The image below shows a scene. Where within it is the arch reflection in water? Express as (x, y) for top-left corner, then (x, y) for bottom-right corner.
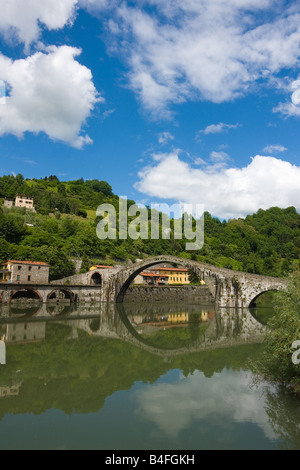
(116, 303), (267, 354)
(46, 304), (77, 317)
(0, 302), (268, 356)
(9, 304), (41, 318)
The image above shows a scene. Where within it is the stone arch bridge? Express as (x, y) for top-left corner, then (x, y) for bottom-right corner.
(0, 255), (288, 308)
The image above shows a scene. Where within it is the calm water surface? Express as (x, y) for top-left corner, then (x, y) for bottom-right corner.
(0, 301), (299, 450)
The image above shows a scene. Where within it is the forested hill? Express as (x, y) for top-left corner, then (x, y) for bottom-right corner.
(0, 174), (300, 280)
(0, 173), (116, 217)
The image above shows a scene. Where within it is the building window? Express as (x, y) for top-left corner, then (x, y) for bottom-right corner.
(29, 266), (32, 271)
(28, 276), (31, 282)
(18, 266), (21, 271)
(17, 275), (20, 281)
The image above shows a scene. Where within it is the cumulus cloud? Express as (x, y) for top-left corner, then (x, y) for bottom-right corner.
(98, 0), (300, 116)
(0, 46), (102, 148)
(78, 0), (115, 12)
(0, 0), (78, 47)
(136, 152), (300, 219)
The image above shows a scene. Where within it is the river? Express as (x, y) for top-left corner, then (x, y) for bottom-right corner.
(0, 300), (299, 450)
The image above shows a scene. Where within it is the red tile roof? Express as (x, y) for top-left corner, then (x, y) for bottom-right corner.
(4, 260), (50, 266)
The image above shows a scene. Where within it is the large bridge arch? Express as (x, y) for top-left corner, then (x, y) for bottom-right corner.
(113, 256), (214, 303)
(108, 255), (288, 307)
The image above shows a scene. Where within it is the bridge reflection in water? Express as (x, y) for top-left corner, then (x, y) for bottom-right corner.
(0, 301), (266, 355)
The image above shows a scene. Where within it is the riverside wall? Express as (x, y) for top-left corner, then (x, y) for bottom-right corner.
(123, 285), (215, 303)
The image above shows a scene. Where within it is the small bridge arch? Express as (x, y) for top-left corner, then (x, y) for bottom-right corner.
(47, 288), (76, 303)
(10, 288), (43, 304)
(90, 272), (102, 286)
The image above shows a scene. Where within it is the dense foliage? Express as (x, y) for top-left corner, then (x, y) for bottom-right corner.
(0, 174), (300, 279)
(252, 271), (300, 394)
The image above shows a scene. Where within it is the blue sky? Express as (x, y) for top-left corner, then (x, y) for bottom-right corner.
(0, 0), (300, 219)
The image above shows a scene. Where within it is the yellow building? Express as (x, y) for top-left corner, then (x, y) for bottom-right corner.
(15, 195), (36, 212)
(150, 267), (190, 285)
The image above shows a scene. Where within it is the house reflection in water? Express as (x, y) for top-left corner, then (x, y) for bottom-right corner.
(0, 384), (22, 399)
(3, 322), (46, 344)
(131, 310), (215, 327)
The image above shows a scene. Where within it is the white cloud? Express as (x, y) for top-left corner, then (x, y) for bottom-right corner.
(100, 1), (300, 116)
(0, 46), (102, 148)
(158, 131), (174, 145)
(78, 0), (114, 12)
(262, 144), (288, 154)
(136, 152), (300, 219)
(209, 151), (231, 169)
(101, 108), (116, 121)
(275, 77), (300, 118)
(0, 0), (78, 47)
(198, 122), (240, 135)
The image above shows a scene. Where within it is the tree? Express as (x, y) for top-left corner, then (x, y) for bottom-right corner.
(252, 271), (300, 394)
(80, 254), (91, 273)
(188, 269), (200, 284)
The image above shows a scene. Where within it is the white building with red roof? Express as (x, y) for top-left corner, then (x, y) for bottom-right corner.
(0, 260), (50, 284)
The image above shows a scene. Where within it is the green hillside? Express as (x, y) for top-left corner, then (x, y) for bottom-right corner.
(0, 174), (299, 280)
